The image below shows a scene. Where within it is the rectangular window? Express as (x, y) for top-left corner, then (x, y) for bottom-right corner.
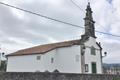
(75, 55), (80, 62)
(51, 58), (54, 63)
(91, 46), (96, 55)
(85, 64), (89, 72)
(36, 56), (41, 60)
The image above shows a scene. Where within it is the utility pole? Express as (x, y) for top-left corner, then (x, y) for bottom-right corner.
(0, 45), (6, 72)
(0, 45), (5, 67)
(102, 52), (107, 73)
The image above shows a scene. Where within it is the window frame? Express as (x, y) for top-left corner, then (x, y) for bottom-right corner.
(91, 46), (96, 55)
(75, 55), (80, 62)
(85, 64), (89, 72)
(51, 58), (54, 63)
(36, 55), (41, 60)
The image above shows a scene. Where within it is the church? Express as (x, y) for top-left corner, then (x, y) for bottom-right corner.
(6, 3), (103, 74)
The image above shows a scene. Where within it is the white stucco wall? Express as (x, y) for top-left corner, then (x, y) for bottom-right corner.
(55, 45), (81, 73)
(7, 45), (82, 73)
(84, 37), (102, 74)
(42, 50), (56, 72)
(7, 54), (44, 72)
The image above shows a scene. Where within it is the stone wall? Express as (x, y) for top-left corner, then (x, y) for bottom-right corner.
(0, 72), (120, 80)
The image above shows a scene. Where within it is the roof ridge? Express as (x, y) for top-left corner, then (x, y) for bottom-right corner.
(17, 39), (80, 52)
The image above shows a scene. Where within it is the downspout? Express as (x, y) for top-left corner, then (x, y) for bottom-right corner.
(99, 42), (103, 74)
(100, 47), (103, 73)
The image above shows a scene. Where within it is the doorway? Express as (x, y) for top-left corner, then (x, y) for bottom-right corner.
(91, 62), (97, 73)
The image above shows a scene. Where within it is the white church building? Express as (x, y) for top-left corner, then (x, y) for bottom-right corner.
(7, 3), (103, 74)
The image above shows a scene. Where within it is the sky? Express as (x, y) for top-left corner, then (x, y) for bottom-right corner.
(0, 0), (120, 63)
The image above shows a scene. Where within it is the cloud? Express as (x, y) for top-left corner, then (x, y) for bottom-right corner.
(106, 0), (113, 4)
(97, 37), (120, 63)
(0, 0), (120, 63)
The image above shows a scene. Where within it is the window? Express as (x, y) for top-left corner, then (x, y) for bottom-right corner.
(75, 55), (80, 62)
(91, 46), (96, 55)
(85, 64), (89, 72)
(51, 58), (54, 63)
(36, 56), (41, 60)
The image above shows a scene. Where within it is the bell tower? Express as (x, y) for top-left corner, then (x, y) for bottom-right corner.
(81, 2), (96, 40)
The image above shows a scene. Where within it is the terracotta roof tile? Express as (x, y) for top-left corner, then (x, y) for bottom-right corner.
(7, 39), (81, 56)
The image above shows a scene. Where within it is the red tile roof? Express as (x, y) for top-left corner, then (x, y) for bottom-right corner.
(7, 39), (81, 56)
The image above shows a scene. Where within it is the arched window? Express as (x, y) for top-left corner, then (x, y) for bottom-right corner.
(91, 46), (96, 55)
(53, 69), (59, 73)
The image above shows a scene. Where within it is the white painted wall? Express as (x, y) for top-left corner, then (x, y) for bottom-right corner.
(84, 37), (102, 74)
(7, 45), (82, 73)
(7, 54), (44, 72)
(42, 50), (56, 72)
(55, 45), (81, 73)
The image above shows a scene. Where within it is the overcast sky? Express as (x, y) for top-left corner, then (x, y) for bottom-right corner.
(0, 0), (120, 63)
